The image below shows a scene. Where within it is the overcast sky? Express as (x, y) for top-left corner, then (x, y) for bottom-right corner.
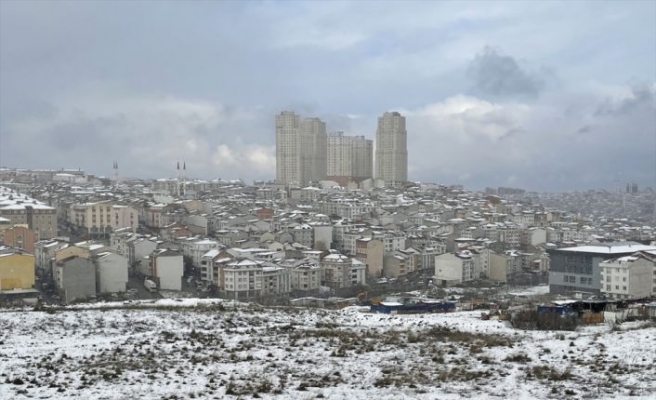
(1, 1), (654, 191)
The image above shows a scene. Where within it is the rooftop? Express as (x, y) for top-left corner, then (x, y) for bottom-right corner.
(557, 242), (656, 255)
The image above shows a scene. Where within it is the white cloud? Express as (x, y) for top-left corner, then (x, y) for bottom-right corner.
(213, 144), (275, 175)
(407, 95), (529, 142)
(5, 90), (274, 181)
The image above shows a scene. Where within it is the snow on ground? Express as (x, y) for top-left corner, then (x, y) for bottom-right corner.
(507, 285), (550, 297)
(0, 302), (654, 400)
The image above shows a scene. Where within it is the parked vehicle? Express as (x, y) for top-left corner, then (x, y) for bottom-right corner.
(144, 279), (157, 293)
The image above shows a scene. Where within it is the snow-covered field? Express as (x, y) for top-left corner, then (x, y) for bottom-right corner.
(1, 300), (655, 399)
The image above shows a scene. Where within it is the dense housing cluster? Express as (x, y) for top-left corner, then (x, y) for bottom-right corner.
(1, 163), (655, 306)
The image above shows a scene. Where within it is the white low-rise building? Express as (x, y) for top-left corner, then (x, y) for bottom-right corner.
(600, 253), (654, 299)
(182, 238), (221, 268)
(262, 263), (291, 296)
(223, 259), (263, 298)
(289, 259), (322, 291)
(149, 249), (183, 291)
(434, 251), (476, 286)
(95, 252), (128, 294)
(321, 251), (365, 288)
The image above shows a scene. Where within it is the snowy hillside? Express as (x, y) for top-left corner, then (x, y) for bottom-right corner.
(1, 300), (654, 399)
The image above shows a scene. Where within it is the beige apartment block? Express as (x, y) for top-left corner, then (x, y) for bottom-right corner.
(275, 111), (327, 186)
(0, 187), (57, 239)
(375, 111), (408, 186)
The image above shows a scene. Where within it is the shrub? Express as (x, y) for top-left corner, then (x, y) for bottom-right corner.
(504, 352), (532, 363)
(513, 310), (580, 331)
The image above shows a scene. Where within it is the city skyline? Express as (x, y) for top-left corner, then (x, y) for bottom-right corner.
(0, 1), (654, 191)
(276, 110), (404, 188)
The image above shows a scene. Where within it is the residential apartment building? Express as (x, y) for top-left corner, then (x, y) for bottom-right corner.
(316, 198), (373, 220)
(2, 225), (39, 254)
(375, 111), (408, 186)
(54, 256), (96, 303)
(434, 252), (476, 285)
(275, 111), (327, 186)
(600, 253), (654, 299)
(112, 205), (138, 232)
(51, 242), (128, 300)
(148, 249), (183, 291)
(321, 252), (366, 289)
(262, 264), (291, 296)
(289, 259), (322, 291)
(356, 238), (383, 277)
(327, 132), (373, 186)
(548, 242), (656, 295)
(180, 238), (220, 268)
(222, 258), (263, 298)
(95, 252), (129, 294)
(0, 252), (35, 290)
(0, 187), (57, 239)
(69, 201), (114, 235)
(34, 239), (69, 284)
(301, 117), (328, 184)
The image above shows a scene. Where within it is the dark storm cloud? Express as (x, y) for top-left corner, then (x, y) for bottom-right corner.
(0, 1), (655, 190)
(468, 47), (547, 99)
(594, 84), (656, 116)
(575, 125), (594, 135)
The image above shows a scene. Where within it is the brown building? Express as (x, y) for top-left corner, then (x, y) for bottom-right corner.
(2, 225), (39, 254)
(254, 207), (274, 221)
(356, 238), (384, 277)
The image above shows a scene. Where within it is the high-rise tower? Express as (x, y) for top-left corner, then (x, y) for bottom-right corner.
(327, 132), (373, 186)
(275, 111), (327, 186)
(276, 111), (301, 185)
(300, 117), (327, 184)
(375, 111), (408, 186)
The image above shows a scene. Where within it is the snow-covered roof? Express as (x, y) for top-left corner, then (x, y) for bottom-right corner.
(557, 242), (656, 254)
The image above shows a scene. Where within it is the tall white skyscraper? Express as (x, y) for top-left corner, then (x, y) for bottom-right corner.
(375, 111), (408, 185)
(275, 111), (327, 186)
(327, 132), (373, 186)
(276, 111), (301, 185)
(300, 118), (327, 184)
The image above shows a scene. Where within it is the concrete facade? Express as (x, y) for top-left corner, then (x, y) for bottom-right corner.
(375, 111), (408, 186)
(275, 111), (328, 186)
(600, 255), (653, 299)
(356, 238), (384, 277)
(149, 249), (183, 291)
(112, 205), (138, 232)
(0, 253), (35, 290)
(548, 243), (656, 295)
(2, 225), (39, 254)
(56, 256), (96, 303)
(95, 252), (128, 294)
(289, 260), (322, 291)
(327, 132), (373, 185)
(434, 252), (475, 285)
(0, 187), (57, 239)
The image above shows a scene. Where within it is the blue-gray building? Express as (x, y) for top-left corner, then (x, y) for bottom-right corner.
(548, 242), (656, 296)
